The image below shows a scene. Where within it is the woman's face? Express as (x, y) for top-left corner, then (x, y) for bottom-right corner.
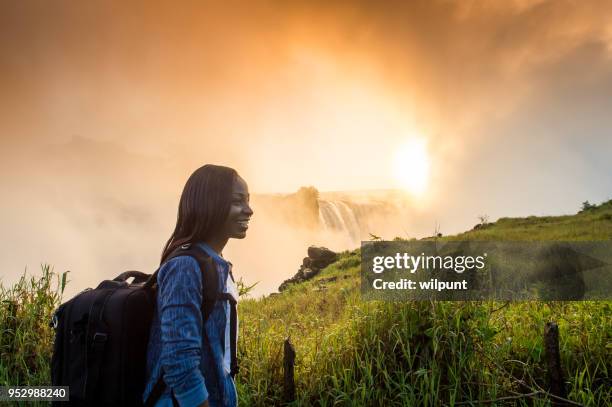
(220, 176), (253, 240)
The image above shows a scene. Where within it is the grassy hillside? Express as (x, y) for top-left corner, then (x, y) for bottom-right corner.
(444, 199), (612, 241)
(1, 200), (610, 406)
(237, 200), (611, 405)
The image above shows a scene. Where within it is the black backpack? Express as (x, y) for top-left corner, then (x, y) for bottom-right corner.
(50, 244), (239, 406)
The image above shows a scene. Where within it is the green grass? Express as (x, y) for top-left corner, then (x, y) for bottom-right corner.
(1, 200), (610, 406)
(444, 199), (612, 241)
(237, 256), (610, 406)
(236, 200), (611, 406)
(0, 266), (67, 406)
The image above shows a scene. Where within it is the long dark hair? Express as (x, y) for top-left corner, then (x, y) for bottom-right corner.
(161, 164), (238, 263)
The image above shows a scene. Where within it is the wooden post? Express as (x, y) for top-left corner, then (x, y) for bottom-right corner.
(283, 337), (296, 403)
(544, 322), (567, 406)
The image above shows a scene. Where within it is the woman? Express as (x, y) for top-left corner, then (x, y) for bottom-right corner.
(143, 164), (253, 407)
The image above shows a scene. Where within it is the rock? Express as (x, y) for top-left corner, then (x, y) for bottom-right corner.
(302, 257), (312, 268)
(308, 246), (337, 262)
(302, 268), (320, 280)
(278, 246), (338, 291)
(278, 281), (292, 292)
(307, 246), (338, 269)
(310, 258), (334, 269)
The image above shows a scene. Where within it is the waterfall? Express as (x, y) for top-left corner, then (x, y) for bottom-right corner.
(318, 200), (363, 242)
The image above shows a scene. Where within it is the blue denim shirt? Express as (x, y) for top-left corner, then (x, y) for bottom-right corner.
(142, 243), (238, 407)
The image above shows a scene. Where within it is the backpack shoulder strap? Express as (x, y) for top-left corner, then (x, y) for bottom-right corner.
(164, 244), (220, 323)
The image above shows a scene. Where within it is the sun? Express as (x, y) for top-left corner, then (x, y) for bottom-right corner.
(393, 137), (430, 196)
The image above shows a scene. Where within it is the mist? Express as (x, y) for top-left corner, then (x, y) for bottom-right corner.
(1, 1), (610, 297)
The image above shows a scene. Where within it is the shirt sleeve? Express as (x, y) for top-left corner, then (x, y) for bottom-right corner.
(157, 256), (208, 406)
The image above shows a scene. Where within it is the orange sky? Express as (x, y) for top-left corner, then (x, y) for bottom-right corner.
(1, 0), (611, 295)
(2, 0), (610, 191)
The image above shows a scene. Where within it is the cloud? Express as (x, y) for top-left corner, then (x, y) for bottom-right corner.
(0, 1), (610, 296)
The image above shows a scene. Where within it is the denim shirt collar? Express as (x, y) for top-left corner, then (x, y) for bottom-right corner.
(197, 242), (231, 268)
